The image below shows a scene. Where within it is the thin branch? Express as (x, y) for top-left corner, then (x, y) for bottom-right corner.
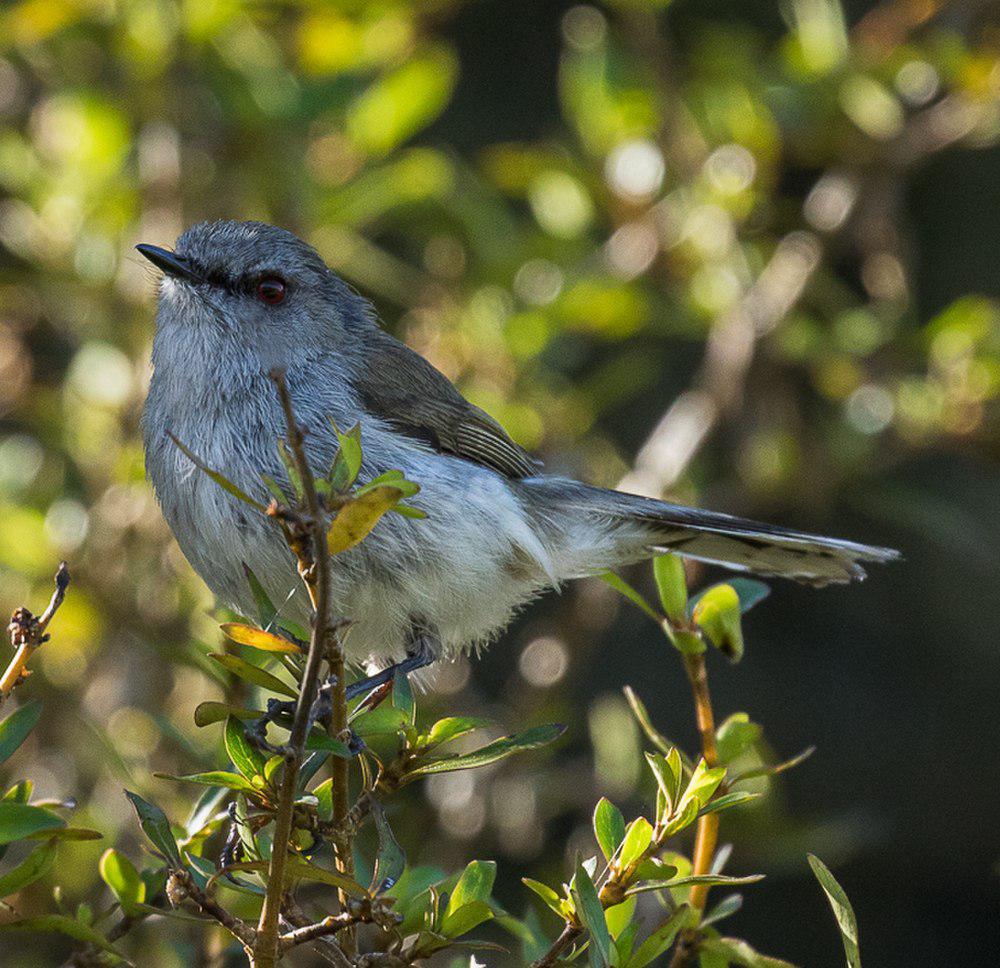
(170, 868), (257, 951)
(254, 368), (345, 968)
(2, 562), (70, 702)
(532, 922), (581, 968)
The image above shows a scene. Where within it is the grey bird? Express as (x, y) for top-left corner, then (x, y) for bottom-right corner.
(138, 220), (898, 682)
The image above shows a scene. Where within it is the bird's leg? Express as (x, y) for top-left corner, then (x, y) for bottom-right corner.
(345, 630), (438, 704)
(248, 680), (364, 754)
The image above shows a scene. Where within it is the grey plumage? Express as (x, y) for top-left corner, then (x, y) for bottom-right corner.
(140, 220), (899, 667)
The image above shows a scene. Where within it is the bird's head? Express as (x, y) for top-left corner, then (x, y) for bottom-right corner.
(137, 220), (369, 369)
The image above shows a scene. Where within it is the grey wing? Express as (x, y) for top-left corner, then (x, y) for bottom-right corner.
(353, 331), (539, 479)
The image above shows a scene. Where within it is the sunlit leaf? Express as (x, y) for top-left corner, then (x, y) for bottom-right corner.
(698, 791), (762, 816)
(328, 420), (363, 491)
(155, 771), (259, 794)
(522, 878), (567, 919)
(242, 564), (277, 629)
(601, 572), (661, 623)
(571, 864), (614, 966)
(99, 849), (144, 915)
(594, 797), (626, 862)
(692, 584), (744, 662)
(0, 702), (42, 766)
(327, 485), (404, 554)
(207, 653), (297, 698)
(715, 713), (763, 765)
(618, 817), (653, 871)
(808, 854), (860, 968)
(446, 860), (496, 915)
(652, 555), (687, 622)
(699, 936), (797, 967)
(730, 747), (815, 785)
(624, 906), (689, 968)
(423, 717), (491, 749)
(400, 723), (564, 780)
(0, 803), (64, 844)
(219, 623), (302, 655)
(193, 702), (263, 728)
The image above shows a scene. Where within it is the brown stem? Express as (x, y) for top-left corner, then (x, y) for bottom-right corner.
(172, 868), (257, 951)
(2, 562), (70, 702)
(532, 922), (581, 968)
(254, 370), (343, 968)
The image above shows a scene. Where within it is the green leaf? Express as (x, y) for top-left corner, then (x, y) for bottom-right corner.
(702, 893), (743, 928)
(276, 438), (303, 498)
(698, 791), (762, 816)
(623, 687), (679, 758)
(624, 906), (688, 967)
(571, 864), (615, 966)
(730, 746), (816, 785)
(618, 817), (653, 871)
(168, 434), (266, 512)
(401, 723), (564, 780)
(207, 653), (297, 698)
(594, 797), (626, 862)
(193, 702), (263, 728)
(357, 469), (421, 499)
(124, 791), (180, 865)
(715, 713), (763, 765)
(606, 896), (636, 940)
(522, 878), (567, 919)
(242, 564), (277, 629)
(99, 849), (145, 915)
(678, 759), (726, 813)
(423, 717), (490, 749)
(689, 578), (771, 616)
(692, 584), (744, 662)
(439, 899), (493, 939)
(0, 701), (42, 766)
(698, 936), (797, 967)
(219, 623), (303, 655)
(0, 803), (64, 844)
(600, 572), (661, 623)
(392, 667), (415, 721)
(3, 780), (32, 803)
(652, 555), (687, 622)
(446, 860), (496, 916)
(808, 854), (860, 968)
(260, 473), (289, 504)
(155, 771), (259, 794)
(304, 733), (353, 758)
(212, 857), (367, 897)
(645, 752), (681, 820)
(0, 915), (127, 960)
(371, 803), (406, 893)
(328, 419), (363, 491)
(0, 839), (57, 897)
(627, 874), (763, 896)
(327, 485), (405, 554)
(224, 716), (267, 782)
(27, 827), (101, 841)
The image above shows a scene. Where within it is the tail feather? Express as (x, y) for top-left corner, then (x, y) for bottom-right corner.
(518, 478), (900, 587)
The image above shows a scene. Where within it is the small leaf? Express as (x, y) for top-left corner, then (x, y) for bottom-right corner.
(624, 906), (689, 968)
(242, 564), (277, 629)
(618, 817), (653, 872)
(155, 771), (259, 794)
(211, 857), (367, 897)
(439, 899), (493, 938)
(678, 759), (726, 813)
(304, 733), (352, 758)
(594, 798), (626, 863)
(446, 860), (496, 916)
(698, 791), (762, 816)
(808, 854), (860, 968)
(692, 584), (744, 662)
(600, 572), (661, 623)
(168, 434), (266, 512)
(623, 687), (679, 758)
(328, 420), (363, 491)
(698, 936), (797, 967)
(276, 438), (303, 498)
(401, 724), (564, 780)
(0, 840), (57, 897)
(689, 578), (771, 615)
(423, 717), (490, 749)
(99, 849), (145, 915)
(522, 878), (566, 919)
(645, 753), (680, 820)
(605, 896), (636, 941)
(0, 803), (64, 844)
(208, 653), (297, 698)
(730, 746), (815, 785)
(224, 717), (267, 781)
(627, 874), (763, 896)
(193, 702), (262, 728)
(393, 667), (415, 721)
(652, 555), (687, 622)
(124, 791), (180, 865)
(0, 915), (127, 959)
(701, 893), (743, 928)
(0, 701), (42, 766)
(371, 802), (406, 893)
(327, 485), (405, 554)
(571, 864), (614, 966)
(220, 623), (303, 655)
(715, 713), (763, 765)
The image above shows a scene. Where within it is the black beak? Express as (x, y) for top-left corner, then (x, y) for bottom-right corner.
(135, 243), (202, 283)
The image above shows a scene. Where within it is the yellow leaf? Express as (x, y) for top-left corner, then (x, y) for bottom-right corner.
(220, 623), (302, 654)
(327, 486), (403, 555)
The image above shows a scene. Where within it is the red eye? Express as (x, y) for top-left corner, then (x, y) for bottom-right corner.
(257, 277), (286, 305)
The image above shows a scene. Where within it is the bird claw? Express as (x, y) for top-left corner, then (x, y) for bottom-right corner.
(345, 634), (436, 703)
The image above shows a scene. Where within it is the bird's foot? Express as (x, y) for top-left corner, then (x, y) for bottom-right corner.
(345, 635), (437, 706)
(247, 683), (363, 755)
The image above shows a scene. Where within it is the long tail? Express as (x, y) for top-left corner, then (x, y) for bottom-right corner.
(518, 478), (900, 587)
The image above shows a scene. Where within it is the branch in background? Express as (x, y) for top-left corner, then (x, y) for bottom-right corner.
(2, 562), (70, 703)
(253, 368), (348, 968)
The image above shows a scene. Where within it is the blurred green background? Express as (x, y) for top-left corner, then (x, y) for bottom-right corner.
(1, 0), (999, 964)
